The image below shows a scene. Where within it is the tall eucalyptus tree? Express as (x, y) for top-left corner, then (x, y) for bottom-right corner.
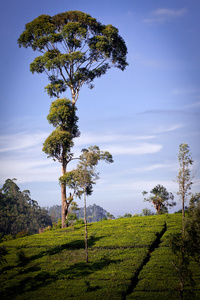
(18, 10), (127, 227)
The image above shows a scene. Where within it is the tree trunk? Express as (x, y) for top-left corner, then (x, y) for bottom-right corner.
(182, 163), (186, 236)
(84, 187), (88, 263)
(182, 194), (185, 236)
(61, 162), (67, 228)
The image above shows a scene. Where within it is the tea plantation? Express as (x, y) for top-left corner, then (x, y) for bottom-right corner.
(0, 214), (199, 299)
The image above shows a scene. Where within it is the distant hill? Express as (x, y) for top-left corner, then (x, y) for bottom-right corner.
(47, 203), (110, 223)
(76, 204), (108, 222)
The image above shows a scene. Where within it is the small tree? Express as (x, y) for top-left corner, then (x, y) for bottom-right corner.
(176, 143), (193, 235)
(42, 98), (80, 228)
(142, 184), (176, 215)
(185, 193), (200, 262)
(61, 145), (113, 263)
(169, 233), (194, 300)
(169, 193), (199, 299)
(106, 212), (115, 220)
(142, 208), (155, 216)
(123, 213), (132, 218)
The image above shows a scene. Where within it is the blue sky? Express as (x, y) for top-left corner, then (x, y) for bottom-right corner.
(0, 0), (200, 216)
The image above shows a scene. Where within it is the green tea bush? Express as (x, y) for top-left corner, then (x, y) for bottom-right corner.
(16, 249), (29, 266)
(0, 214), (199, 300)
(0, 246), (8, 265)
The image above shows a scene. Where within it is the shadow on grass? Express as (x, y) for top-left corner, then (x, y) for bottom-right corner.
(0, 236), (117, 299)
(56, 257), (120, 279)
(1, 256), (120, 299)
(29, 235), (105, 262)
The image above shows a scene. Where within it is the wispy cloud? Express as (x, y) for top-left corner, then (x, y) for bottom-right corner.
(0, 131), (48, 153)
(130, 164), (168, 173)
(96, 178), (179, 194)
(0, 131), (58, 184)
(0, 130), (162, 184)
(141, 109), (190, 115)
(74, 132), (155, 146)
(187, 101), (200, 108)
(74, 133), (162, 156)
(103, 143), (162, 155)
(144, 8), (187, 24)
(173, 88), (200, 95)
(154, 124), (183, 133)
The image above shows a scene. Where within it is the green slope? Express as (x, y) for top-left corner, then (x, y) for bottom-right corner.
(0, 214), (199, 299)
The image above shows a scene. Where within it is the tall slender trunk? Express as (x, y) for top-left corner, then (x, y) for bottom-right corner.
(61, 161), (67, 228)
(182, 163), (185, 236)
(182, 193), (185, 236)
(84, 187), (88, 263)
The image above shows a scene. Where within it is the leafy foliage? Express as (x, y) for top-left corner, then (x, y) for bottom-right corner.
(60, 145), (113, 198)
(42, 98), (80, 163)
(185, 193), (200, 262)
(142, 208), (155, 216)
(18, 11), (128, 102)
(0, 246), (8, 265)
(0, 179), (52, 239)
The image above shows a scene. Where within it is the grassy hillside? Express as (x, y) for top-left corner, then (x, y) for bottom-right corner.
(0, 214), (199, 299)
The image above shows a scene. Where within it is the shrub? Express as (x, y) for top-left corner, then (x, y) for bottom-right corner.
(15, 230), (30, 239)
(1, 234), (14, 242)
(16, 249), (29, 266)
(0, 245), (8, 264)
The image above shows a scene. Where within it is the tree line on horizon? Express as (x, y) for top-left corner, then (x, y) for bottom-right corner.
(0, 178), (52, 241)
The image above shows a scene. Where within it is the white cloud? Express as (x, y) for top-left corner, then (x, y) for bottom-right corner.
(154, 124), (183, 133)
(74, 133), (162, 156)
(0, 130), (162, 184)
(144, 8), (187, 24)
(0, 131), (58, 184)
(96, 178), (179, 194)
(103, 143), (162, 155)
(0, 155), (60, 184)
(0, 131), (48, 153)
(130, 164), (166, 173)
(173, 88), (200, 95)
(74, 132), (155, 146)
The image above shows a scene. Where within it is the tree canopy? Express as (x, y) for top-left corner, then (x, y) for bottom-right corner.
(60, 145), (114, 199)
(18, 11), (128, 104)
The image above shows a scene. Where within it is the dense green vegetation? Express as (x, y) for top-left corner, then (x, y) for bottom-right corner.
(0, 179), (52, 240)
(0, 214), (199, 299)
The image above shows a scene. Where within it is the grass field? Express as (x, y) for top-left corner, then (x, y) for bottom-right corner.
(0, 214), (199, 299)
